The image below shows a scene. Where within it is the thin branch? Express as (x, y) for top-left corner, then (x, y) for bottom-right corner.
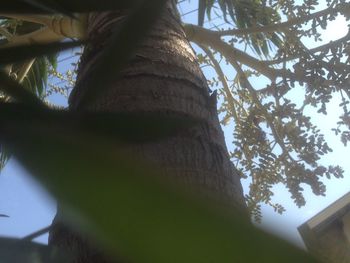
(22, 225), (51, 241)
(185, 23), (350, 88)
(185, 23), (343, 96)
(265, 29), (350, 65)
(230, 60), (294, 162)
(299, 91), (315, 112)
(199, 44), (244, 121)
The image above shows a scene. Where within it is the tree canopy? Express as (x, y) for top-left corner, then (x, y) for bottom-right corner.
(184, 0), (349, 221)
(0, 0), (349, 262)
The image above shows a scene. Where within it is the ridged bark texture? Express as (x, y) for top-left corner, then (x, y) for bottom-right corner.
(49, 1), (246, 262)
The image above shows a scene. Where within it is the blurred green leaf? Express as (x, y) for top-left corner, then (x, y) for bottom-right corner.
(0, 103), (198, 143)
(74, 0), (167, 108)
(0, 237), (72, 263)
(0, 105), (318, 263)
(46, 53), (58, 70)
(0, 0), (146, 14)
(0, 41), (83, 66)
(22, 56), (56, 98)
(0, 72), (45, 107)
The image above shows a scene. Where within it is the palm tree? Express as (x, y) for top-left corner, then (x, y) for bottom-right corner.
(3, 1), (248, 261)
(50, 2), (247, 261)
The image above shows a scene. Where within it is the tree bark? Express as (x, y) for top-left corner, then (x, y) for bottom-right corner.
(49, 1), (246, 262)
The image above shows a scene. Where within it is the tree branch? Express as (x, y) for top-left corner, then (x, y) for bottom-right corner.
(184, 24), (279, 80)
(199, 45), (244, 120)
(184, 23), (343, 94)
(22, 225), (51, 241)
(265, 29), (350, 65)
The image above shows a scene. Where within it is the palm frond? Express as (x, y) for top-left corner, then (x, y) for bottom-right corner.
(197, 0), (283, 56)
(0, 144), (10, 173)
(0, 17), (58, 96)
(22, 55), (58, 98)
(0, 18), (58, 171)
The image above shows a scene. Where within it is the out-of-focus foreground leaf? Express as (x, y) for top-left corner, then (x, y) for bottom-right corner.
(0, 104), (318, 263)
(0, 37), (71, 170)
(0, 0), (147, 14)
(0, 41), (83, 66)
(0, 237), (72, 263)
(0, 103), (197, 143)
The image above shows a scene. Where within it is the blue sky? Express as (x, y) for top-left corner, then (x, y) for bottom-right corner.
(0, 0), (349, 248)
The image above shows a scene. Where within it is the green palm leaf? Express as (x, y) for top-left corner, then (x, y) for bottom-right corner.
(0, 18), (59, 171)
(0, 145), (9, 173)
(197, 0), (283, 56)
(22, 55), (57, 98)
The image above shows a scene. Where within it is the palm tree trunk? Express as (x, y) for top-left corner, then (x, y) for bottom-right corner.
(49, 1), (246, 262)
